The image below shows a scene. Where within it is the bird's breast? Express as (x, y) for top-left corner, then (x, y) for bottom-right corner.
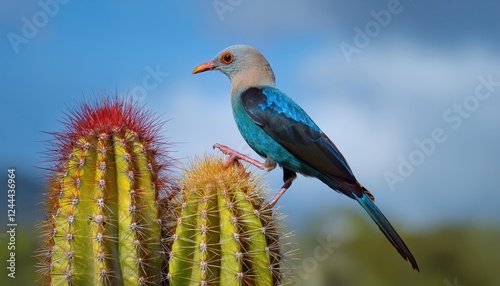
(232, 98), (268, 157)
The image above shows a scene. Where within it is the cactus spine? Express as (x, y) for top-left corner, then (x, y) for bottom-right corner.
(167, 156), (285, 286)
(37, 98), (171, 285)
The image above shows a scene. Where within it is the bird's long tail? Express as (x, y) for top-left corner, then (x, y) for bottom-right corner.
(355, 190), (420, 271)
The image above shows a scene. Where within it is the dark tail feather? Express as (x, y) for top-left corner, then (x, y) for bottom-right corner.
(355, 190), (420, 271)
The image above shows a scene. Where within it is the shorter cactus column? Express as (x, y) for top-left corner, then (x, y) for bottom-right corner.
(167, 156), (285, 286)
(36, 97), (172, 285)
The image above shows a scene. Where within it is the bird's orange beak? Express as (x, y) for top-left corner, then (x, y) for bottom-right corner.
(192, 62), (216, 74)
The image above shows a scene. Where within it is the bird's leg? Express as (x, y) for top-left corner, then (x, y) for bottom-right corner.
(268, 168), (297, 207)
(214, 143), (294, 207)
(213, 143), (266, 170)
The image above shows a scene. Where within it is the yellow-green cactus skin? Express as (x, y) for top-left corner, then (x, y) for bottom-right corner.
(37, 98), (172, 285)
(36, 97), (288, 286)
(166, 156), (285, 286)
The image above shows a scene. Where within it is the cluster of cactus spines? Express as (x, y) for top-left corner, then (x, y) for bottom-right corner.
(166, 156), (286, 286)
(36, 97), (173, 285)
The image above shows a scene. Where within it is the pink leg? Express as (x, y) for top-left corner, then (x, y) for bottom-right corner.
(213, 143), (266, 170)
(214, 143), (295, 207)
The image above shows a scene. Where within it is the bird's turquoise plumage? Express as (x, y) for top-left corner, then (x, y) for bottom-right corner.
(237, 87), (355, 185)
(231, 87), (313, 173)
(193, 44), (419, 271)
(234, 86), (418, 269)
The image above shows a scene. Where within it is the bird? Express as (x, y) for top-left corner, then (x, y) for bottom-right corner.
(192, 44), (419, 271)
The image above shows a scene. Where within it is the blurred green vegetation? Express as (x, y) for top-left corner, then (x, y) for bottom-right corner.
(289, 210), (500, 286)
(1, 210), (499, 285)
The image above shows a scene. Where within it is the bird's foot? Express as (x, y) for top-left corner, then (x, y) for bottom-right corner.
(213, 143), (294, 208)
(213, 143), (266, 170)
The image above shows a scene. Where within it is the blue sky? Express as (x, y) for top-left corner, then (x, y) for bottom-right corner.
(1, 0), (500, 232)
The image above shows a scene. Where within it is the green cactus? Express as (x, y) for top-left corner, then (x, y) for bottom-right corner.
(166, 156), (286, 286)
(36, 97), (289, 285)
(36, 98), (172, 285)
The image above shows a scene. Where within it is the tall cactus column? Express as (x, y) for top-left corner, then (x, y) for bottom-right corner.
(37, 98), (172, 285)
(167, 156), (286, 286)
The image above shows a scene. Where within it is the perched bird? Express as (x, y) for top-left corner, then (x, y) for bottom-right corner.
(193, 45), (419, 271)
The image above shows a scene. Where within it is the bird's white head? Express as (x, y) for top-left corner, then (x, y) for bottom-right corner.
(193, 45), (276, 94)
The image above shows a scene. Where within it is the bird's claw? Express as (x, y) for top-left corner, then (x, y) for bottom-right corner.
(213, 143), (266, 170)
(212, 143), (250, 178)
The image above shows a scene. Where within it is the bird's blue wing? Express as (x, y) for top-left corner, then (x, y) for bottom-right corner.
(241, 86), (357, 185)
(241, 87), (419, 270)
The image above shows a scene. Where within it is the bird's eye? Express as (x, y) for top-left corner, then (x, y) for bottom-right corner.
(220, 52), (234, 64)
